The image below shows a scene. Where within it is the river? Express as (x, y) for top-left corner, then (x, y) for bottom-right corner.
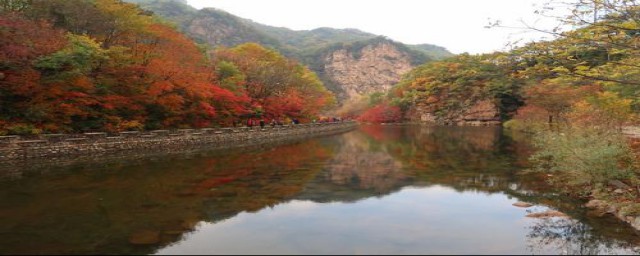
(1, 124), (639, 254)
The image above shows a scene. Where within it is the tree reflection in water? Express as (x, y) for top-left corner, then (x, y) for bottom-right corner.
(527, 217), (640, 255)
(355, 124), (640, 254)
(0, 140), (339, 255)
(1, 124), (640, 254)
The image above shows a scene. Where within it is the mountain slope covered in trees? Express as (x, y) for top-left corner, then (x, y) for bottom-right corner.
(126, 0), (452, 61)
(123, 0), (453, 103)
(353, 1), (640, 226)
(0, 0), (335, 134)
(365, 0), (640, 125)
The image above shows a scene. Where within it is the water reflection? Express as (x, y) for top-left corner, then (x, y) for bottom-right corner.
(159, 186), (554, 254)
(0, 141), (337, 254)
(526, 216), (640, 255)
(295, 131), (412, 203)
(1, 125), (639, 254)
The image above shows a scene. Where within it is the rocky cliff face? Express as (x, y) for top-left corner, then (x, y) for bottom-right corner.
(185, 9), (281, 50)
(183, 13), (418, 103)
(406, 99), (501, 126)
(322, 42), (414, 102)
(126, 0), (452, 105)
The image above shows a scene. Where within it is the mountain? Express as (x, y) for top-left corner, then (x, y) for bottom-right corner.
(409, 44), (454, 60)
(125, 0), (454, 102)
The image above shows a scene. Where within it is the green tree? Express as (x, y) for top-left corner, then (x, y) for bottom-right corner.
(35, 33), (107, 75)
(0, 0), (31, 12)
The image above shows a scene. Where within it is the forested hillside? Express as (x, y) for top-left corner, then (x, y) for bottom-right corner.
(353, 0), (640, 217)
(122, 0), (452, 104)
(0, 0), (335, 134)
(360, 0), (640, 127)
(126, 0), (452, 61)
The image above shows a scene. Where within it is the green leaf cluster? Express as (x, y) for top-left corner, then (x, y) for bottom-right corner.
(35, 33), (107, 75)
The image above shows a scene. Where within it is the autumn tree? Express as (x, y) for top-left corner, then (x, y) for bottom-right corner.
(568, 91), (634, 129)
(0, 14), (66, 133)
(386, 53), (525, 122)
(1, 0), (250, 133)
(24, 0), (154, 48)
(523, 79), (599, 124)
(0, 0), (336, 134)
(358, 102), (402, 123)
(213, 43), (335, 121)
(506, 0), (640, 108)
(0, 0), (31, 12)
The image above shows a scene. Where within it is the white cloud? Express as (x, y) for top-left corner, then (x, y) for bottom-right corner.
(186, 0), (569, 54)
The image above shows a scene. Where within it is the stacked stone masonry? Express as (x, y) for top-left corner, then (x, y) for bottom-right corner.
(0, 122), (358, 161)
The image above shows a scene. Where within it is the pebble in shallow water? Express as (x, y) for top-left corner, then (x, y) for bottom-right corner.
(512, 202), (533, 208)
(525, 210), (569, 218)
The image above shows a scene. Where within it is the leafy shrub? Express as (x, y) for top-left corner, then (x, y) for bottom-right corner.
(619, 203), (640, 217)
(5, 123), (42, 135)
(118, 120), (144, 131)
(530, 126), (636, 194)
(503, 119), (523, 131)
(357, 102), (401, 123)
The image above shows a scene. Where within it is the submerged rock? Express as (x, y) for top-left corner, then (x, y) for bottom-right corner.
(632, 217), (640, 230)
(525, 210), (569, 218)
(512, 202), (533, 208)
(585, 198), (640, 232)
(585, 199), (608, 209)
(586, 209), (607, 218)
(585, 199), (617, 215)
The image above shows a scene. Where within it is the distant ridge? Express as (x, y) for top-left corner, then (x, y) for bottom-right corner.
(124, 0), (454, 102)
(124, 0), (453, 61)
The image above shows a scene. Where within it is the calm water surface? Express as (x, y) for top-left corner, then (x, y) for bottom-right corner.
(1, 125), (639, 254)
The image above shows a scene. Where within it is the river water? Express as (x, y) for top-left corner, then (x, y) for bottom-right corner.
(1, 125), (639, 254)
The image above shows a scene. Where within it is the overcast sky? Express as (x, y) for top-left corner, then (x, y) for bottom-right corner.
(186, 0), (569, 54)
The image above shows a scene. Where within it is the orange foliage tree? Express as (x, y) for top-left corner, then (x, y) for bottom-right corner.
(0, 0), (254, 133)
(213, 43), (335, 121)
(358, 103), (402, 123)
(0, 14), (67, 133)
(0, 0), (335, 134)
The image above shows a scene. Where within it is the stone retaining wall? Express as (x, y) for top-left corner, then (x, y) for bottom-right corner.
(0, 122), (358, 161)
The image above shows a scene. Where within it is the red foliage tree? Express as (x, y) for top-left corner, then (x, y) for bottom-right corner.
(0, 1), (330, 133)
(0, 14), (67, 132)
(358, 103), (402, 123)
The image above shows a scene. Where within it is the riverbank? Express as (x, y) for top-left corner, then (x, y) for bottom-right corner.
(0, 121), (358, 163)
(581, 132), (640, 231)
(504, 125), (640, 232)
